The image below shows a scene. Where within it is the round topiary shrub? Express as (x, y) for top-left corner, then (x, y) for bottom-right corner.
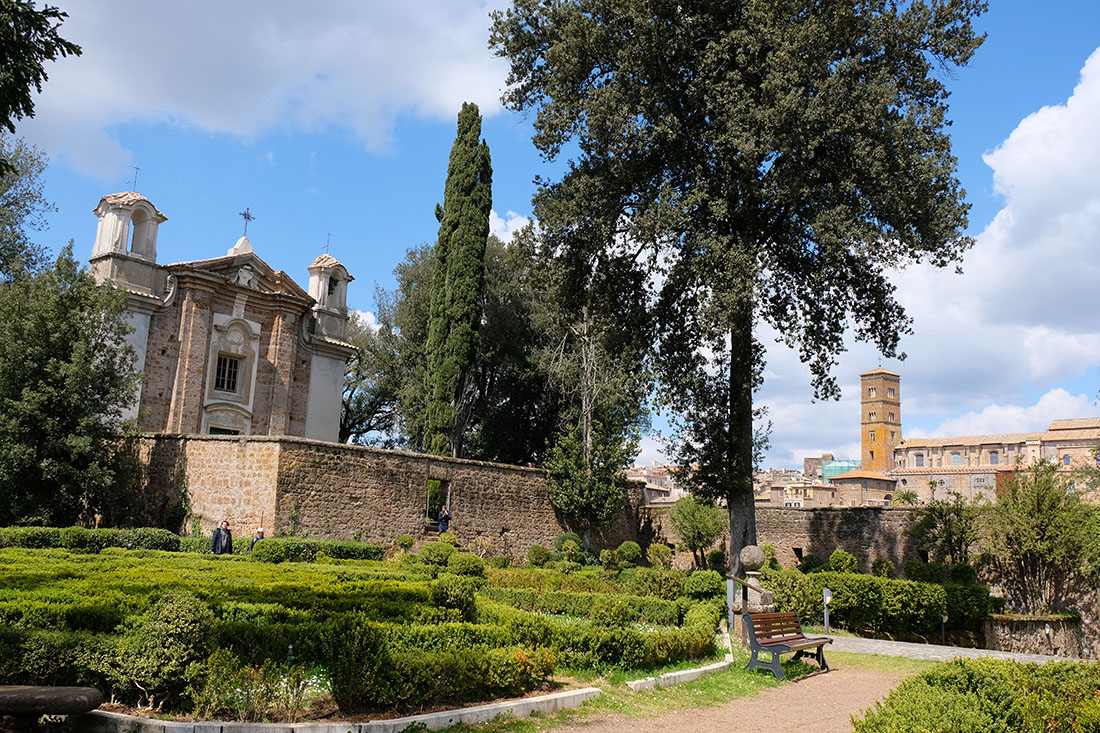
(681, 569), (724, 600)
(829, 549), (859, 573)
(439, 531), (458, 546)
(131, 590), (215, 706)
(430, 573), (478, 621)
(527, 544), (550, 567)
(600, 548), (621, 570)
(395, 533), (414, 551)
(553, 532), (582, 551)
(420, 541), (454, 566)
(447, 551), (486, 577)
(560, 539), (583, 564)
(251, 539), (287, 563)
(707, 548), (727, 572)
(950, 562), (977, 584)
(799, 553), (826, 574)
(646, 543), (672, 569)
(872, 557), (896, 578)
(590, 596), (633, 628)
(617, 541), (642, 567)
(490, 555), (511, 568)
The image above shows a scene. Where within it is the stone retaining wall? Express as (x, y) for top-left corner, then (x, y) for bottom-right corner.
(984, 614), (1084, 658)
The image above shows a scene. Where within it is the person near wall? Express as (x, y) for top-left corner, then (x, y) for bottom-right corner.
(438, 505), (451, 534)
(212, 520), (233, 556)
(249, 527), (265, 552)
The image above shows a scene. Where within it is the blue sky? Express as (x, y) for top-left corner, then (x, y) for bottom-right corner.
(15, 1), (1100, 468)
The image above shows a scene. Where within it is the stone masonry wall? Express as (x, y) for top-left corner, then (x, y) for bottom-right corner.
(139, 434), (644, 559)
(642, 505), (921, 571)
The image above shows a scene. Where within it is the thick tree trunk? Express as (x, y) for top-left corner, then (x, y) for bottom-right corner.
(727, 300), (757, 578)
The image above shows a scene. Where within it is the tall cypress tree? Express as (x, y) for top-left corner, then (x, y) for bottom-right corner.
(423, 103), (493, 457)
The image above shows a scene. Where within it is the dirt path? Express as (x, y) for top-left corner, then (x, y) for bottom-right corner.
(552, 667), (905, 733)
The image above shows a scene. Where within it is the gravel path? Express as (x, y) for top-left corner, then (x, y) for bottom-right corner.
(549, 666), (906, 733)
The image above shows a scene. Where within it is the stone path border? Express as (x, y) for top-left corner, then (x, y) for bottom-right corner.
(73, 688), (600, 733)
(625, 660), (732, 691)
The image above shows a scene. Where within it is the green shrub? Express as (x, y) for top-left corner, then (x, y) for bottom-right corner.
(430, 574), (478, 622)
(527, 545), (550, 567)
(324, 614), (392, 712)
(623, 567), (683, 600)
(681, 570), (724, 601)
(871, 557), (895, 578)
(590, 596), (632, 628)
(829, 549), (859, 573)
(617, 541), (642, 567)
(950, 562), (977, 584)
(439, 531), (458, 546)
(125, 591), (215, 706)
(560, 540), (583, 564)
(0, 527), (62, 548)
(944, 583), (993, 632)
(707, 548), (727, 572)
(447, 552), (486, 578)
(798, 554), (825, 574)
(124, 528), (181, 551)
(490, 555), (511, 569)
(420, 541), (454, 566)
(251, 540), (287, 564)
(395, 534), (414, 551)
(904, 560), (948, 583)
(599, 548), (620, 570)
(646, 543), (672, 570)
(544, 560), (581, 574)
(553, 532), (582, 551)
(760, 542), (781, 570)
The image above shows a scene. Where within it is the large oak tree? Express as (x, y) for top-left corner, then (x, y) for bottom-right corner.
(491, 0), (985, 573)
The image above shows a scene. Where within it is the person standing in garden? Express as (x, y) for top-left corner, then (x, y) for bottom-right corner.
(211, 520), (233, 555)
(438, 505), (451, 534)
(249, 527), (264, 553)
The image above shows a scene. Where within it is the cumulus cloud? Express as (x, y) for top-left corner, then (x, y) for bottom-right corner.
(489, 209), (531, 243)
(754, 48), (1100, 467)
(18, 1), (511, 179)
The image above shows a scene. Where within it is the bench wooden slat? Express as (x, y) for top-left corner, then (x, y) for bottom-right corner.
(743, 611), (831, 681)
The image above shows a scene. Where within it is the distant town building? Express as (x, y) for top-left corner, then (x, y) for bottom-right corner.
(827, 469), (896, 506)
(625, 462), (688, 504)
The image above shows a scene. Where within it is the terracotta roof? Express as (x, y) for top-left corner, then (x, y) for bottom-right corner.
(829, 470), (897, 483)
(310, 254), (344, 270)
(1048, 418), (1100, 431)
(899, 425), (1100, 448)
(96, 191), (166, 219)
(860, 368), (901, 377)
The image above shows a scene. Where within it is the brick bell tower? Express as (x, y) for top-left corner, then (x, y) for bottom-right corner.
(860, 368), (902, 473)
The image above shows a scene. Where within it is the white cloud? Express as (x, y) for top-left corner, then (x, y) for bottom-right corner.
(489, 209), (531, 243)
(633, 434), (666, 467)
(753, 48), (1100, 467)
(350, 309), (379, 332)
(919, 389), (1097, 439)
(18, 1), (511, 179)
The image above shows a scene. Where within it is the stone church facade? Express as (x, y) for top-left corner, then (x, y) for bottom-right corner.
(89, 191), (355, 442)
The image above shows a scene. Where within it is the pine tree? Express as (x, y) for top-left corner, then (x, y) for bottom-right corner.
(423, 103), (493, 457)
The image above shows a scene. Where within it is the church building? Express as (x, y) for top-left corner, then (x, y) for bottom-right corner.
(88, 192), (355, 442)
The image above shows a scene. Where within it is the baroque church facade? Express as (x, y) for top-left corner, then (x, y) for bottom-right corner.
(89, 192), (355, 442)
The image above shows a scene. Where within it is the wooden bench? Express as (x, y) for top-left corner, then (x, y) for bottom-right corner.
(743, 611), (832, 680)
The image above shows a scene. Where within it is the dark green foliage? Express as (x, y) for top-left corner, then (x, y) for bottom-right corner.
(489, 555), (511, 569)
(871, 557), (896, 578)
(622, 567), (683, 601)
(829, 549), (859, 573)
(395, 533), (414, 551)
(491, 0), (985, 580)
(553, 532), (582, 551)
(324, 613), (392, 713)
(984, 460), (1100, 612)
(125, 591), (215, 706)
(905, 560), (949, 583)
(646, 543), (672, 570)
(0, 246), (140, 525)
(617, 541), (641, 567)
(760, 543), (781, 571)
(430, 573), (478, 622)
(0, 134), (50, 278)
(907, 491), (978, 566)
(340, 310), (402, 444)
(707, 548), (727, 572)
(798, 554), (826, 574)
(423, 102), (493, 457)
(681, 570), (724, 601)
(419, 541), (454, 566)
(446, 551), (486, 578)
(762, 568), (991, 636)
(251, 540), (287, 564)
(526, 544), (550, 567)
(545, 416), (634, 530)
(481, 587), (680, 627)
(668, 496), (728, 568)
(854, 657), (1100, 733)
(590, 596), (632, 628)
(951, 562), (978, 585)
(1, 525), (178, 552)
(560, 539), (583, 564)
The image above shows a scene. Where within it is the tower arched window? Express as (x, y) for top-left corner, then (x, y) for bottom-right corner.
(1064, 454), (1071, 466)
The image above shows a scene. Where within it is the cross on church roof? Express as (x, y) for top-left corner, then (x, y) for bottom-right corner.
(129, 165), (140, 191)
(239, 207), (255, 236)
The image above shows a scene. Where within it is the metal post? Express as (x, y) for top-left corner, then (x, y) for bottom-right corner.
(823, 587), (832, 633)
(726, 578), (735, 637)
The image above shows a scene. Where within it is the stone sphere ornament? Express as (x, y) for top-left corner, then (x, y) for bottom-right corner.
(740, 544), (765, 572)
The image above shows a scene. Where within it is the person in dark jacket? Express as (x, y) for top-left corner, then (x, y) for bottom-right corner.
(212, 520), (233, 555)
(249, 527), (265, 552)
(438, 505), (451, 534)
